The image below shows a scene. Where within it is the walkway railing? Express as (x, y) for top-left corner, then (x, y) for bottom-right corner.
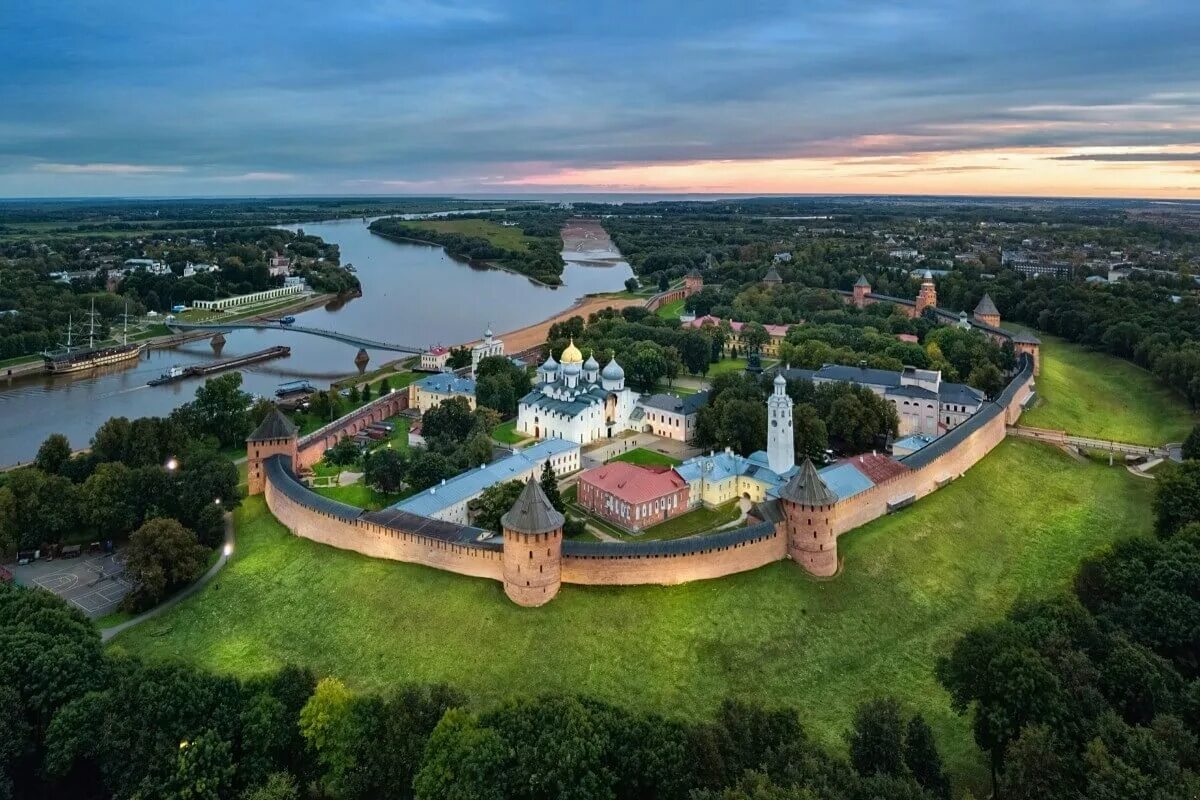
(1009, 425), (1170, 458)
(167, 320), (424, 354)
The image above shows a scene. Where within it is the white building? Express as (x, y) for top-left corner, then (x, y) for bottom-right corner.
(517, 340), (639, 445)
(421, 346), (451, 372)
(470, 328), (504, 378)
(766, 373), (795, 474)
(124, 258), (171, 275)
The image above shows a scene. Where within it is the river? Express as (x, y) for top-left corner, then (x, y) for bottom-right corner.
(0, 218), (633, 463)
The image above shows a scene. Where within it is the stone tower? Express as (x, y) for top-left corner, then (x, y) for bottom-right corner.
(684, 268), (704, 296)
(767, 372), (795, 475)
(778, 459), (839, 577)
(246, 408), (299, 495)
(852, 275), (872, 309)
(501, 476), (566, 607)
(973, 294), (1001, 328)
(914, 269), (938, 316)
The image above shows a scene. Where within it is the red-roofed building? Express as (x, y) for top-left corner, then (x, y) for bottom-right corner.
(577, 461), (690, 532)
(421, 346), (451, 372)
(895, 333), (919, 344)
(838, 452), (910, 485)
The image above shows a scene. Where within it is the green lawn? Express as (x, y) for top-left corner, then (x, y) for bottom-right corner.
(638, 501), (742, 541)
(1016, 330), (1196, 444)
(657, 298), (686, 319)
(609, 447), (681, 467)
(491, 420), (529, 445)
(0, 353), (40, 369)
(705, 358), (749, 377)
(394, 219), (532, 252)
(311, 482), (409, 511)
(109, 439), (1151, 792)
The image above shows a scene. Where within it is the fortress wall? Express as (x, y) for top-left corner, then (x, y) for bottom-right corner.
(832, 355), (1035, 534)
(561, 528), (785, 585)
(264, 468), (504, 582)
(295, 392), (408, 470)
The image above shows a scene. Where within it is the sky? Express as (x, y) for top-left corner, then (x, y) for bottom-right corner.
(2, 0), (1199, 199)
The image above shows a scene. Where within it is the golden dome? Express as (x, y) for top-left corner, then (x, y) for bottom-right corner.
(559, 337), (584, 365)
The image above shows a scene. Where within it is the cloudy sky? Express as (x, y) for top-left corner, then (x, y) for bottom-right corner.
(3, 0), (1199, 198)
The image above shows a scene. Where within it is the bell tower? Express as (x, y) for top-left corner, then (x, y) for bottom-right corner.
(767, 372), (794, 475)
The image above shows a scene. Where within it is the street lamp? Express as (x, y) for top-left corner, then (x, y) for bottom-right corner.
(222, 542), (233, 557)
(165, 457), (178, 472)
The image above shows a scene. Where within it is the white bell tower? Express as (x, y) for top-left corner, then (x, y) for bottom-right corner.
(767, 372), (795, 474)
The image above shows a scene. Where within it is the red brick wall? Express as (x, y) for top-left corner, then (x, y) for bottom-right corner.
(264, 473), (504, 581)
(561, 527), (785, 585)
(295, 391), (409, 470)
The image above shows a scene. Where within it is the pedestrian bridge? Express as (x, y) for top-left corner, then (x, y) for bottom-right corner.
(167, 320), (424, 354)
(1009, 425), (1172, 459)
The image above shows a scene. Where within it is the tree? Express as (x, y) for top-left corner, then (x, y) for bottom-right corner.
(904, 715), (950, 800)
(1183, 424), (1200, 461)
(741, 322), (770, 355)
(467, 480), (525, 533)
(663, 346), (682, 388)
(299, 678), (359, 799)
(997, 724), (1073, 800)
(421, 397), (477, 444)
(446, 346), (472, 369)
(123, 518), (208, 609)
(184, 373), (253, 447)
(540, 460), (564, 513)
(349, 385), (360, 403)
(242, 772), (300, 800)
(34, 433), (72, 475)
(624, 277), (639, 293)
(80, 461), (140, 537)
(325, 437), (362, 468)
(1154, 461), (1200, 536)
(847, 697), (905, 777)
(364, 449), (407, 494)
(361, 382), (372, 403)
(658, 273), (670, 292)
(968, 362), (1005, 399)
(680, 331), (713, 376)
(792, 403), (828, 463)
(625, 341), (668, 391)
(169, 730), (235, 800)
(405, 450), (452, 492)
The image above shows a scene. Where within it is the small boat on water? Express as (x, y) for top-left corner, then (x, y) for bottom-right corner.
(275, 379), (315, 397)
(147, 365), (187, 386)
(279, 315), (296, 325)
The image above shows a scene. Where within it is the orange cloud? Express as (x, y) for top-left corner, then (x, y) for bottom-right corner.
(501, 146), (1200, 198)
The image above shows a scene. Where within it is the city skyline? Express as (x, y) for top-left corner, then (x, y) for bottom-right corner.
(3, 0), (1198, 198)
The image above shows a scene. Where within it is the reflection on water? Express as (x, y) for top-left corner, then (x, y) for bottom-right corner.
(0, 218), (633, 462)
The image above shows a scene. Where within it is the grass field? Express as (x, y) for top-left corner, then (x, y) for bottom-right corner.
(639, 501), (742, 541)
(657, 298), (686, 319)
(609, 447), (681, 467)
(706, 358), (749, 377)
(1017, 330), (1196, 444)
(395, 219), (532, 252)
(109, 439), (1152, 790)
(311, 482), (409, 511)
(491, 420), (529, 445)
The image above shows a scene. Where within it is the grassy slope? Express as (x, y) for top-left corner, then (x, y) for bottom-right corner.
(657, 298), (686, 319)
(109, 439), (1151, 789)
(394, 219), (532, 252)
(639, 501), (742, 541)
(1017, 330), (1196, 444)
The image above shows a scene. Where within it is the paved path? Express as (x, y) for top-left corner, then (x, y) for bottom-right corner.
(100, 513), (234, 642)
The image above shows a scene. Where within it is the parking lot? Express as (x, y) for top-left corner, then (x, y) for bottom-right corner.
(7, 551), (133, 618)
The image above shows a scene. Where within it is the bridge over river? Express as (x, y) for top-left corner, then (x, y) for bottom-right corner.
(167, 320), (425, 355)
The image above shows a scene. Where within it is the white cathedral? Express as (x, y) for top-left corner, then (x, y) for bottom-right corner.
(516, 339), (639, 445)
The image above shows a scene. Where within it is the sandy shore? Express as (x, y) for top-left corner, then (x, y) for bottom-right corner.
(461, 293), (642, 354)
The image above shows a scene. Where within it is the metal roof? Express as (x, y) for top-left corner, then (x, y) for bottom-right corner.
(563, 520), (778, 557)
(974, 294), (1000, 316)
(815, 363), (903, 388)
(394, 438), (578, 518)
(777, 458), (839, 505)
(248, 409), (297, 442)
(414, 373), (477, 395)
(501, 476), (565, 534)
(639, 390), (710, 416)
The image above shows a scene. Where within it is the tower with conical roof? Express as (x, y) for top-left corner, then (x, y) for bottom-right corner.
(777, 458), (839, 576)
(973, 294), (1000, 328)
(684, 267), (704, 297)
(914, 269), (938, 317)
(852, 275), (872, 309)
(767, 372), (795, 475)
(501, 476), (566, 606)
(246, 408), (298, 495)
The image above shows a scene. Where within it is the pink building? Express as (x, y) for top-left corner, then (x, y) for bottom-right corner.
(577, 461), (690, 532)
(684, 316), (793, 355)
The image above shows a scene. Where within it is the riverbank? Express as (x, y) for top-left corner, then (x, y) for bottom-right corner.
(2, 291), (336, 382)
